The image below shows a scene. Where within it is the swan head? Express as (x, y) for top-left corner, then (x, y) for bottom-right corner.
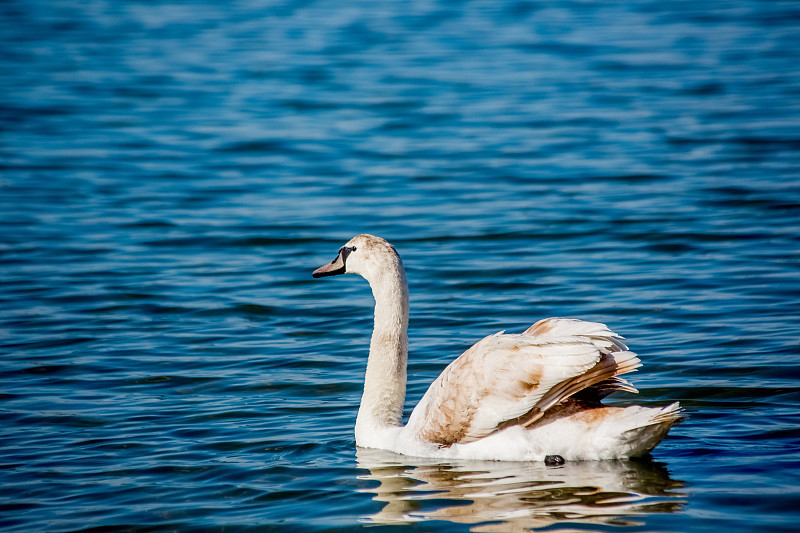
(313, 234), (403, 285)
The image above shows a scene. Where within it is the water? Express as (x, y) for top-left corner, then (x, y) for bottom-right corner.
(1, 0), (799, 531)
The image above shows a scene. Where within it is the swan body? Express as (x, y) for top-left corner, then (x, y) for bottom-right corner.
(313, 234), (682, 461)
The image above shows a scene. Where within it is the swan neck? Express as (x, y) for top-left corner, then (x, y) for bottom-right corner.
(356, 263), (409, 445)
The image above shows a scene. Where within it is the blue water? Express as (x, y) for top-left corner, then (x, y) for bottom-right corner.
(2, 1), (800, 531)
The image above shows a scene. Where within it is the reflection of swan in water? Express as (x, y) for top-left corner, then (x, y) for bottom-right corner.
(356, 448), (685, 532)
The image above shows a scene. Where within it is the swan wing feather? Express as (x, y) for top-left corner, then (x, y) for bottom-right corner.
(405, 318), (641, 446)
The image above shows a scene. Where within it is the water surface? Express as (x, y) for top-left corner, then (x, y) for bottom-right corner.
(1, 1), (800, 532)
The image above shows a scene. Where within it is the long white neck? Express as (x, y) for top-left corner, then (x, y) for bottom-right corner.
(355, 261), (409, 447)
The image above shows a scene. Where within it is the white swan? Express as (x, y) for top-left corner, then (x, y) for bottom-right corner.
(313, 234), (682, 462)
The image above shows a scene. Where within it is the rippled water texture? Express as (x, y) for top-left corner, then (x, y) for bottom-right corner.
(2, 1), (800, 531)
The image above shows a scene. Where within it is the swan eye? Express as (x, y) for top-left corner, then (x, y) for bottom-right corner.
(339, 245), (356, 262)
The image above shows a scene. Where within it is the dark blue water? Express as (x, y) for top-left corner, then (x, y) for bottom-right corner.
(2, 1), (800, 531)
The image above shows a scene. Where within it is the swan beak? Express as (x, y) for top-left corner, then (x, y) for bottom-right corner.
(313, 252), (346, 278)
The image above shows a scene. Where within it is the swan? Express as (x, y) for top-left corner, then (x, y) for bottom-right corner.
(313, 234), (682, 462)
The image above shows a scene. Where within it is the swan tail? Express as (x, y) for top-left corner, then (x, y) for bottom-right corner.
(617, 402), (684, 457)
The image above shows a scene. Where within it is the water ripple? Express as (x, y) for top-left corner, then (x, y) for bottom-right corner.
(1, 0), (800, 532)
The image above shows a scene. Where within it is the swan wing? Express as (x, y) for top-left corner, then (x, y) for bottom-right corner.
(405, 318), (641, 446)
